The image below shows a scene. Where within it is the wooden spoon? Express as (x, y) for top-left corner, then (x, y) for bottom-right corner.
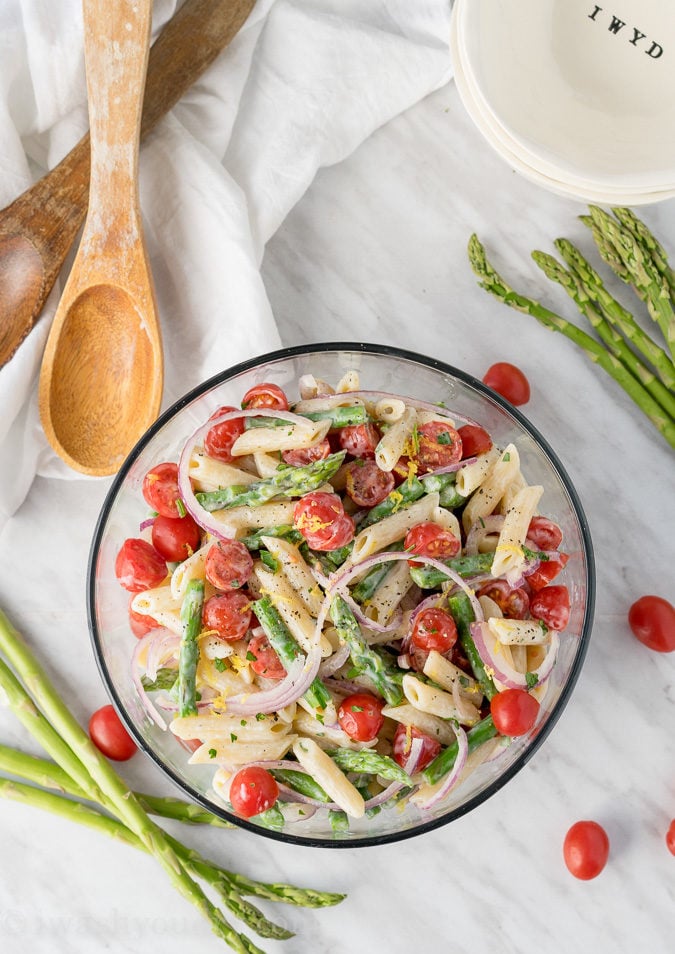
(38, 0), (160, 476)
(0, 0), (256, 369)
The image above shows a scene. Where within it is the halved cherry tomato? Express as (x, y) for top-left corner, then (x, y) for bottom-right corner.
(414, 421), (462, 474)
(203, 592), (252, 641)
(345, 459), (394, 507)
(628, 595), (675, 653)
(457, 424), (492, 458)
(411, 607), (458, 654)
(337, 692), (384, 742)
(229, 766), (279, 818)
(204, 406), (246, 463)
(204, 540), (253, 591)
(293, 491), (354, 550)
(490, 688), (540, 736)
(241, 383), (289, 411)
(666, 819), (675, 855)
(338, 422), (380, 458)
(525, 552), (569, 591)
(89, 705), (137, 761)
(115, 539), (167, 592)
(563, 820), (610, 880)
(530, 585), (571, 631)
(482, 362), (530, 406)
(477, 579), (529, 619)
(405, 521), (461, 566)
(392, 723), (441, 772)
(142, 462), (182, 518)
(151, 513), (201, 563)
(281, 439), (331, 467)
(247, 633), (286, 679)
(527, 515), (563, 551)
(128, 598), (159, 638)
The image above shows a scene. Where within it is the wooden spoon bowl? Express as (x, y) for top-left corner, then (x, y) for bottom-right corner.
(39, 0), (161, 476)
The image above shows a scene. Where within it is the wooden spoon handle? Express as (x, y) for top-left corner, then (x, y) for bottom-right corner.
(83, 0), (151, 244)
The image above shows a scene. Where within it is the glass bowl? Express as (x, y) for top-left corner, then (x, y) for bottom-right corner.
(87, 343), (595, 847)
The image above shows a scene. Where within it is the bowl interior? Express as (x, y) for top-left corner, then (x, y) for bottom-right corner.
(459, 0), (675, 187)
(88, 344), (594, 846)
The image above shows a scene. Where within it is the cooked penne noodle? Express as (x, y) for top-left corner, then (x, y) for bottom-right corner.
(171, 541), (210, 600)
(292, 708), (368, 751)
(422, 651), (482, 704)
(374, 397), (406, 423)
(170, 712), (293, 741)
(362, 560), (414, 626)
(402, 673), (481, 726)
(292, 395), (365, 414)
(490, 484), (544, 578)
(461, 444), (521, 532)
(431, 506), (461, 541)
(336, 370), (360, 392)
(415, 409), (456, 428)
(381, 703), (459, 746)
(488, 616), (551, 645)
(209, 500), (297, 538)
(349, 492), (440, 563)
(259, 536), (325, 616)
(252, 451), (286, 479)
(188, 452), (259, 492)
(455, 446), (500, 498)
(230, 418), (331, 456)
(292, 738), (365, 817)
(374, 406), (417, 471)
(498, 469), (529, 514)
(131, 585), (181, 634)
(189, 735), (297, 766)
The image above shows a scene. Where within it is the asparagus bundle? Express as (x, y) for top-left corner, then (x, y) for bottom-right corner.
(468, 206), (675, 450)
(0, 608), (344, 952)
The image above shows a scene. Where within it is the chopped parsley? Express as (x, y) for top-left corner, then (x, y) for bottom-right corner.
(246, 650), (257, 662)
(525, 672), (539, 689)
(436, 430), (452, 445)
(255, 712), (266, 721)
(503, 452), (511, 462)
(208, 748), (217, 759)
(175, 498), (187, 518)
(230, 732), (238, 743)
(213, 658), (226, 672)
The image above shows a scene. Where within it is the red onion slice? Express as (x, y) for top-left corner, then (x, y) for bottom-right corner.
(470, 621), (559, 690)
(465, 515), (504, 556)
(223, 647), (322, 716)
(131, 633), (168, 730)
(416, 721), (468, 810)
(421, 457), (477, 477)
(144, 630), (181, 683)
(318, 642), (350, 677)
(139, 516), (156, 533)
(319, 390), (482, 428)
(399, 735), (425, 776)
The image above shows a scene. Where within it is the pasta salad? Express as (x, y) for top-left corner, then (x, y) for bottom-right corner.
(114, 371), (572, 830)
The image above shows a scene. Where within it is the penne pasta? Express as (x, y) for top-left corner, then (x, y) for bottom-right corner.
(402, 673), (481, 726)
(349, 492), (440, 564)
(259, 536), (325, 616)
(188, 452), (258, 492)
(374, 406), (417, 471)
(380, 703), (459, 746)
(253, 564), (333, 657)
(461, 444), (521, 532)
(292, 738), (365, 818)
(455, 446), (500, 498)
(230, 418), (331, 456)
(490, 484), (544, 579)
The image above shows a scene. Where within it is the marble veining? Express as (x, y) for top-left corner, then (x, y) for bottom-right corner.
(0, 83), (674, 953)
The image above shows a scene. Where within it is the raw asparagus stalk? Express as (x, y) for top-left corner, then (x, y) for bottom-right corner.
(329, 596), (404, 706)
(611, 206), (675, 300)
(423, 715), (498, 786)
(532, 250), (675, 420)
(468, 234), (675, 449)
(196, 452), (346, 512)
(251, 597), (331, 711)
(328, 747), (411, 784)
(554, 237), (675, 391)
(588, 206), (675, 360)
(178, 578), (205, 718)
(271, 768), (332, 802)
(0, 742), (232, 826)
(0, 610), (257, 954)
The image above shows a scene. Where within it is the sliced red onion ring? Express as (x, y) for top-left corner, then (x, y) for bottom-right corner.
(325, 551), (484, 624)
(416, 722), (468, 810)
(465, 515), (504, 556)
(399, 735), (425, 776)
(318, 642), (350, 677)
(131, 633), (168, 730)
(420, 457), (476, 477)
(224, 648), (322, 716)
(177, 407), (325, 542)
(139, 516), (156, 533)
(338, 588), (403, 635)
(144, 630), (181, 683)
(470, 621), (559, 690)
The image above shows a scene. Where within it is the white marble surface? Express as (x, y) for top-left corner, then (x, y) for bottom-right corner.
(1, 77), (674, 954)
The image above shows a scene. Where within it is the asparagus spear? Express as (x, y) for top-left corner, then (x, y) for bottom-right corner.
(328, 747), (411, 784)
(588, 206), (675, 361)
(532, 250), (675, 420)
(271, 768), (332, 802)
(357, 471), (458, 531)
(423, 715), (498, 786)
(408, 551), (494, 589)
(329, 596), (404, 706)
(301, 406), (371, 428)
(447, 593), (497, 702)
(468, 234), (675, 449)
(553, 238), (675, 392)
(240, 525), (302, 550)
(178, 578), (205, 718)
(611, 206), (675, 300)
(196, 451), (346, 512)
(251, 597), (331, 711)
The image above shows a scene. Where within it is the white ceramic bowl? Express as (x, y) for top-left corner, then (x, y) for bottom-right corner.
(452, 0), (675, 197)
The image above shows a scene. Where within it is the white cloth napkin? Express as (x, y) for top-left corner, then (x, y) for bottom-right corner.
(0, 0), (453, 529)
